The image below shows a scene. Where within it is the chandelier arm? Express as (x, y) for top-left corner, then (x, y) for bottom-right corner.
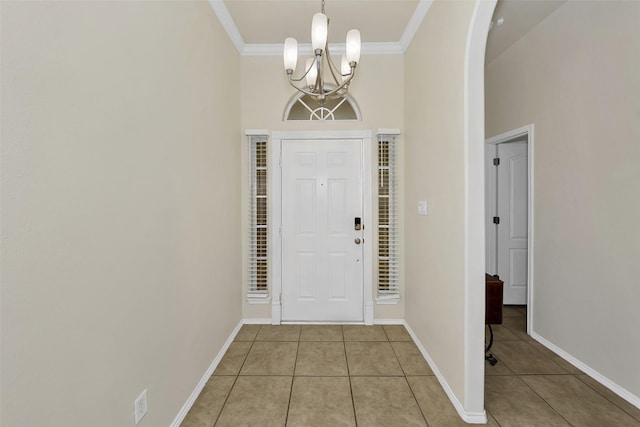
(287, 76), (325, 97)
(287, 56), (318, 84)
(314, 51), (323, 95)
(317, 66), (356, 98)
(324, 44), (343, 86)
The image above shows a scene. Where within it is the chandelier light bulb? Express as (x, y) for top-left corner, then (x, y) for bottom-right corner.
(283, 38), (298, 72)
(311, 13), (328, 52)
(345, 29), (361, 64)
(306, 58), (317, 89)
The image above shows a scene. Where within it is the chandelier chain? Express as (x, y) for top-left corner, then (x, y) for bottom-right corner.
(321, 0), (325, 13)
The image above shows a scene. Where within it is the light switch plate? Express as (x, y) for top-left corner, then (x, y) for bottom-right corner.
(418, 201), (428, 216)
(134, 389), (148, 424)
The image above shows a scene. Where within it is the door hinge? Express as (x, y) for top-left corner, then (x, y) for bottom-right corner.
(493, 216), (500, 225)
(493, 158), (500, 166)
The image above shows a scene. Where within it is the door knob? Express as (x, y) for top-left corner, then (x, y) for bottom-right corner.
(354, 238), (361, 244)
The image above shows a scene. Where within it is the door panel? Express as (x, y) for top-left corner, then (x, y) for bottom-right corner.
(497, 141), (528, 305)
(282, 139), (363, 321)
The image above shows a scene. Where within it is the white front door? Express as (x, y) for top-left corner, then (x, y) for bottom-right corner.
(496, 141), (528, 304)
(281, 139), (364, 322)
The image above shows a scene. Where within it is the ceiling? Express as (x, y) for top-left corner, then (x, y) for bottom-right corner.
(212, 0), (567, 58)
(485, 0), (566, 64)
(224, 0), (420, 45)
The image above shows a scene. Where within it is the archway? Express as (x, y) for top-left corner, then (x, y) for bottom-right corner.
(463, 0), (497, 420)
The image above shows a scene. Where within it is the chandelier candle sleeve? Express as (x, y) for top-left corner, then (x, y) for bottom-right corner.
(346, 30), (361, 64)
(284, 38), (298, 72)
(311, 13), (328, 52)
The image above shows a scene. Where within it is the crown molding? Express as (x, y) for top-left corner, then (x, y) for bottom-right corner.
(400, 0), (434, 52)
(241, 42), (402, 57)
(209, 0), (432, 56)
(208, 0), (244, 53)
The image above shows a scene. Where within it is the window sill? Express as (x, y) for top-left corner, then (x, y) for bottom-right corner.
(247, 293), (270, 304)
(376, 295), (400, 305)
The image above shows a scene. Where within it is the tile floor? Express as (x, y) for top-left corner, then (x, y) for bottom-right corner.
(181, 308), (640, 426)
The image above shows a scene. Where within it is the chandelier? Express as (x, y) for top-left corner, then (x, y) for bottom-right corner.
(282, 0), (361, 102)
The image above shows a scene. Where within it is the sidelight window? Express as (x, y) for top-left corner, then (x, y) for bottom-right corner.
(377, 132), (400, 301)
(248, 133), (269, 301)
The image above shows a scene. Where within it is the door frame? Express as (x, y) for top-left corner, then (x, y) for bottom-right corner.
(485, 124), (535, 334)
(270, 130), (374, 325)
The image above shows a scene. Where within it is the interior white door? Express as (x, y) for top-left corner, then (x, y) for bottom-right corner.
(497, 141), (528, 305)
(281, 139), (364, 321)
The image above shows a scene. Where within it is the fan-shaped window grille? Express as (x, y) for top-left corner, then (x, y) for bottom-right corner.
(284, 92), (361, 121)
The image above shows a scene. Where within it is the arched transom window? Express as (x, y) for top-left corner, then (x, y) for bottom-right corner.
(284, 91), (361, 121)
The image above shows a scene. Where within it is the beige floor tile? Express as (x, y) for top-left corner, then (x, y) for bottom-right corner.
(501, 315), (531, 340)
(383, 325), (412, 341)
(287, 377), (356, 427)
(300, 325), (343, 341)
(391, 342), (433, 375)
(491, 340), (567, 374)
(503, 305), (525, 317)
(180, 376), (235, 427)
(484, 355), (515, 375)
(255, 324), (301, 341)
(407, 376), (467, 427)
(526, 340), (583, 374)
(351, 377), (426, 426)
(234, 324), (261, 341)
(345, 341), (403, 376)
(295, 342), (348, 376)
(521, 375), (640, 427)
(216, 376), (292, 427)
(488, 324), (520, 341)
(576, 374), (640, 422)
(213, 341), (252, 376)
(342, 325), (387, 341)
(485, 375), (571, 427)
(240, 341), (298, 375)
(485, 410), (501, 426)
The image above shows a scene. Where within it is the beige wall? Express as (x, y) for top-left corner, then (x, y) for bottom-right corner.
(486, 1), (640, 399)
(404, 0), (478, 409)
(0, 1), (241, 426)
(240, 54), (406, 321)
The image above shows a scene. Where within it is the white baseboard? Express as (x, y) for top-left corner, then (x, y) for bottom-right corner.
(374, 318), (405, 325)
(403, 321), (488, 424)
(531, 331), (640, 410)
(242, 318), (273, 324)
(169, 320), (244, 427)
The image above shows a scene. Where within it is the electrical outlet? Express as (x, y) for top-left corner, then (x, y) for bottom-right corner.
(134, 389), (148, 424)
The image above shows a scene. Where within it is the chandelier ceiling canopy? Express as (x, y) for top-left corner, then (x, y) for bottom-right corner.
(282, 0), (361, 102)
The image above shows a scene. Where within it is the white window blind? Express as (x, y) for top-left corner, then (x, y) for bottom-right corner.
(248, 134), (269, 300)
(378, 133), (400, 300)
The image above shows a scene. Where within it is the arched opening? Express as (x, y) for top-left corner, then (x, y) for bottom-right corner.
(464, 0), (497, 419)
